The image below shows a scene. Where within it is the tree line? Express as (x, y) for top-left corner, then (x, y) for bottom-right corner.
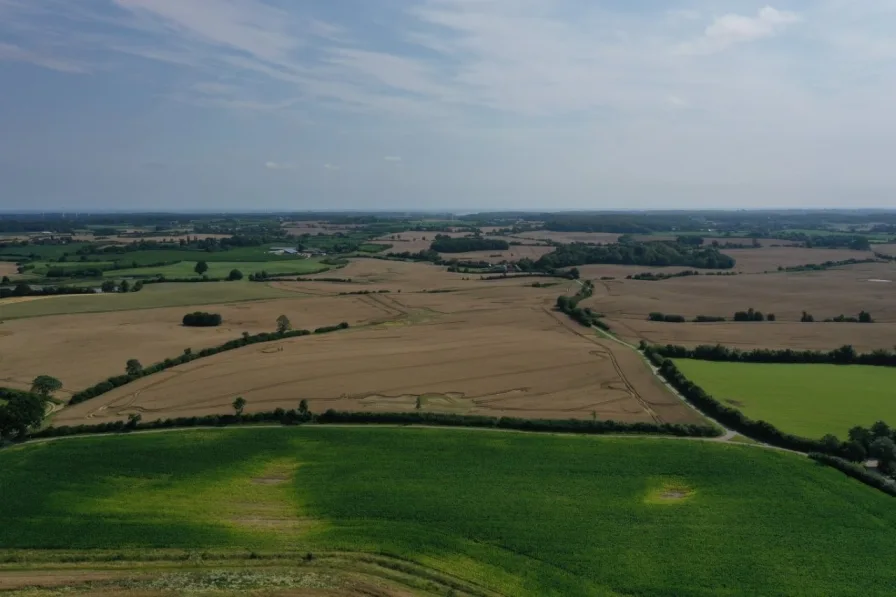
(68, 318), (351, 406)
(31, 408), (719, 442)
(651, 342), (896, 367)
(534, 241), (736, 270)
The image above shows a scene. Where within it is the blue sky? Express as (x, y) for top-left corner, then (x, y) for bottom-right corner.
(1, 0), (895, 211)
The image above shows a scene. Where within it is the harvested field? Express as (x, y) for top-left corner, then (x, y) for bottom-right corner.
(55, 286), (702, 427)
(874, 243), (896, 257)
(0, 261), (18, 276)
(510, 230), (621, 244)
(585, 262), (896, 323)
(0, 296), (389, 394)
(719, 247), (876, 273)
(610, 318), (896, 352)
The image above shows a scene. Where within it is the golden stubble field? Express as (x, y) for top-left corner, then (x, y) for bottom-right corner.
(371, 231), (554, 263)
(0, 295), (392, 395)
(54, 272), (702, 427)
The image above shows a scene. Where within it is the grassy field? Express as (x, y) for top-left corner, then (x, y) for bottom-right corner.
(0, 243), (91, 261)
(105, 259), (328, 279)
(1, 427), (895, 596)
(0, 281), (295, 319)
(674, 359), (896, 438)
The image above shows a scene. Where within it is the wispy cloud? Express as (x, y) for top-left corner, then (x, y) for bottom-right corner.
(0, 41), (89, 73)
(678, 6), (801, 55)
(383, 156), (402, 162)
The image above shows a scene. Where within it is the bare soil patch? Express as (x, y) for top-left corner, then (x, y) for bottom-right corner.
(0, 296), (388, 394)
(0, 261), (19, 276)
(56, 282), (701, 427)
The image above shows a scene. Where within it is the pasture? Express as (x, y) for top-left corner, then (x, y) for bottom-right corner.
(105, 258), (328, 278)
(674, 359), (896, 438)
(0, 281), (293, 319)
(1, 427), (896, 596)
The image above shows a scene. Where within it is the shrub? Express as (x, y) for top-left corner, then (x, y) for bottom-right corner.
(182, 312), (223, 327)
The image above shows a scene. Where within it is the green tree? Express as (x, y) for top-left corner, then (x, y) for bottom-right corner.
(194, 261), (209, 275)
(125, 359), (143, 377)
(842, 440), (867, 462)
(848, 425), (873, 449)
(119, 279), (130, 293)
(127, 413), (142, 429)
(101, 280), (116, 293)
(800, 311), (814, 323)
(859, 310), (873, 323)
(1, 275), (9, 284)
(276, 314), (292, 334)
(767, 313), (777, 322)
(820, 434), (841, 453)
(871, 421), (892, 439)
(870, 437), (896, 463)
(232, 396), (247, 416)
(30, 375), (62, 399)
(228, 268), (243, 281)
(299, 399), (309, 415)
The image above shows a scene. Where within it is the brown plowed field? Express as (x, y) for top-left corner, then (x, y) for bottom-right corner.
(0, 296), (390, 394)
(873, 243), (896, 257)
(510, 231), (621, 244)
(55, 283), (703, 427)
(719, 247), (876, 273)
(0, 261), (18, 276)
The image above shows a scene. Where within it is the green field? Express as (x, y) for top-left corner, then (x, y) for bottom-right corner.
(105, 259), (328, 279)
(0, 281), (294, 319)
(0, 242), (91, 261)
(1, 427), (894, 595)
(674, 359), (896, 438)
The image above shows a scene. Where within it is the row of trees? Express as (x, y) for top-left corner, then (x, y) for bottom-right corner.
(733, 308), (775, 322)
(69, 317), (351, 406)
(534, 241), (736, 270)
(651, 342), (896, 367)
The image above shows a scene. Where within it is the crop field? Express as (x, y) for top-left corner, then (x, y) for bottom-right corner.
(584, 262), (896, 323)
(0, 295), (388, 394)
(105, 258), (328, 279)
(0, 242), (90, 260)
(509, 230), (622, 244)
(0, 281), (295, 319)
(2, 427), (896, 596)
(0, 261), (18, 276)
(674, 359), (896, 438)
(55, 281), (698, 427)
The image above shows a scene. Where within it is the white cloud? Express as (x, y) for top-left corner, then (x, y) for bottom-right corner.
(384, 156), (402, 162)
(679, 6), (801, 55)
(323, 163), (339, 170)
(265, 161), (295, 170)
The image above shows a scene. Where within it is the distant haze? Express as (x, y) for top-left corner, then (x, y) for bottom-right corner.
(1, 1), (895, 210)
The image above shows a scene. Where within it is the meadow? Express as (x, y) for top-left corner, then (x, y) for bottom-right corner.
(1, 427), (895, 596)
(674, 359), (896, 438)
(105, 258), (328, 279)
(0, 281), (294, 319)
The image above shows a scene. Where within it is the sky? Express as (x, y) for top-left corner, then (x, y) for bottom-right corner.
(1, 0), (895, 212)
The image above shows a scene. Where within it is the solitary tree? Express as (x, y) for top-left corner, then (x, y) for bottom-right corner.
(859, 310), (873, 323)
(276, 314), (292, 334)
(767, 313), (777, 322)
(125, 359), (143, 377)
(232, 396), (247, 416)
(299, 399), (309, 415)
(194, 261), (209, 275)
(1, 275), (9, 284)
(119, 279), (130, 293)
(31, 375), (62, 399)
(228, 268), (243, 281)
(415, 396), (423, 410)
(127, 413), (142, 429)
(800, 311), (815, 323)
(101, 280), (116, 293)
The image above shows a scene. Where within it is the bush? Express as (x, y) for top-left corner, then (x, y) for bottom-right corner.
(648, 312), (686, 323)
(809, 453), (896, 497)
(693, 315), (726, 323)
(182, 312), (223, 327)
